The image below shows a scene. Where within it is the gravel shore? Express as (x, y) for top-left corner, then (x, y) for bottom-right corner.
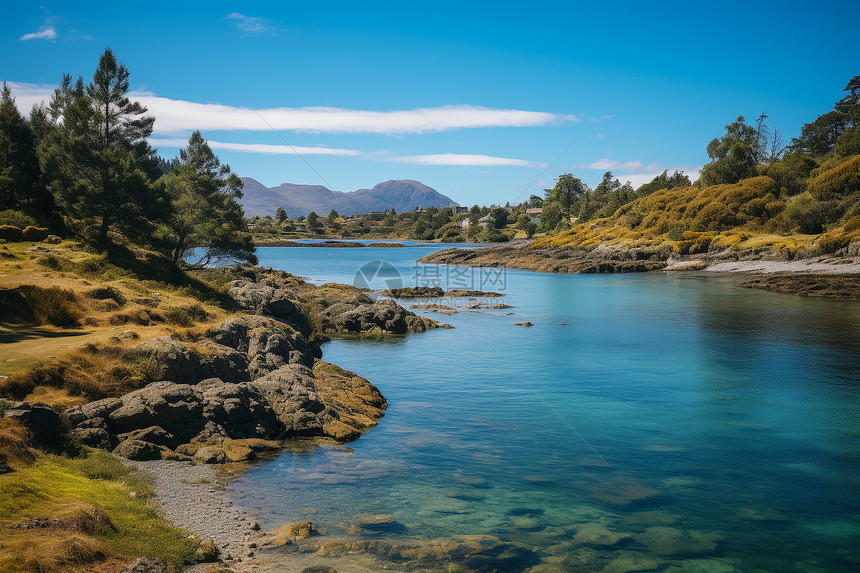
(128, 460), (266, 571)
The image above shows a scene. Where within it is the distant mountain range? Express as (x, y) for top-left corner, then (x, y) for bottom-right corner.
(239, 177), (458, 217)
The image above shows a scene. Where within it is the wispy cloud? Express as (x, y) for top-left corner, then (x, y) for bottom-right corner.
(611, 165), (704, 188)
(390, 153), (546, 168)
(149, 138), (361, 156)
(572, 158), (660, 173)
(225, 12), (279, 36)
(150, 137), (541, 167)
(5, 83), (574, 135)
(20, 26), (57, 41)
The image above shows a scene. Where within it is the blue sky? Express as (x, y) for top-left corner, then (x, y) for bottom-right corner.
(2, 1), (858, 207)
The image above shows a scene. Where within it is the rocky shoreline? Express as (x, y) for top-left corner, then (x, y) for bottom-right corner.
(418, 241), (860, 299)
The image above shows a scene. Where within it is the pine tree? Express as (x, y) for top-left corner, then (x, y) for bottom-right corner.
(0, 83), (42, 213)
(38, 49), (161, 245)
(158, 131), (255, 266)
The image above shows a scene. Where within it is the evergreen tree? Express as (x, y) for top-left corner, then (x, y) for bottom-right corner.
(158, 131), (255, 266)
(0, 83), (42, 213)
(38, 49), (162, 246)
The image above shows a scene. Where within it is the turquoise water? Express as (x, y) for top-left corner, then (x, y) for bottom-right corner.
(231, 245), (860, 572)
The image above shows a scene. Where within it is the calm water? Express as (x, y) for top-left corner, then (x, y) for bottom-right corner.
(230, 244), (860, 572)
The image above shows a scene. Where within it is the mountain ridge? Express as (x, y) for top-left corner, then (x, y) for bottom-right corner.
(239, 177), (458, 217)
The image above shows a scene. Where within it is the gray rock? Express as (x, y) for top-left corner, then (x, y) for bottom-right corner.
(194, 446), (226, 464)
(121, 557), (171, 573)
(3, 402), (61, 448)
(208, 315), (314, 377)
(72, 427), (115, 450)
(107, 382), (202, 433)
(250, 365), (326, 436)
(118, 426), (175, 447)
(127, 336), (249, 385)
(113, 439), (168, 461)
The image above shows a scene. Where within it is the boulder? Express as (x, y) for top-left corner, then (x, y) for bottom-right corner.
(3, 402), (61, 448)
(229, 279), (304, 326)
(72, 427), (115, 450)
(208, 315), (314, 376)
(113, 439), (169, 461)
(107, 382), (202, 433)
(193, 446), (226, 464)
(194, 538), (220, 562)
(126, 337), (249, 385)
(274, 520), (318, 539)
(117, 426), (175, 448)
(198, 379), (282, 439)
(121, 558), (171, 573)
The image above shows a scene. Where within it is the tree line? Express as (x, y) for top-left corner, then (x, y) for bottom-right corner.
(0, 48), (256, 265)
(535, 76), (860, 237)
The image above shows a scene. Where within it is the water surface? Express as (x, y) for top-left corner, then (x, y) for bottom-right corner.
(230, 245), (860, 572)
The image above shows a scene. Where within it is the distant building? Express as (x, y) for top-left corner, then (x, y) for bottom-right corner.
(526, 207), (543, 224)
(452, 206), (469, 215)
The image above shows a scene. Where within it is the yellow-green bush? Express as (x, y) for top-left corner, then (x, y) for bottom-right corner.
(0, 225), (23, 242)
(22, 226), (49, 242)
(808, 155), (860, 200)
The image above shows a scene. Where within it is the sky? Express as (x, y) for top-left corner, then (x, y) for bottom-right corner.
(2, 1), (858, 207)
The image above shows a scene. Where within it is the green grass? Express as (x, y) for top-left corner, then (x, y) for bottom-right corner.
(0, 450), (199, 569)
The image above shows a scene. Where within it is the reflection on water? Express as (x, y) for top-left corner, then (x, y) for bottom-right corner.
(229, 247), (860, 572)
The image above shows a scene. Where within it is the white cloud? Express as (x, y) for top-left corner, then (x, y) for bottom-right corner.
(150, 137), (540, 167)
(20, 26), (57, 41)
(3, 82), (573, 135)
(389, 153), (546, 167)
(573, 158), (658, 173)
(225, 13), (279, 35)
(612, 165), (704, 189)
(136, 96), (571, 135)
(149, 137), (361, 156)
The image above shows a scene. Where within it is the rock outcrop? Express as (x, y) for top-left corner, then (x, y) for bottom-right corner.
(62, 361), (387, 461)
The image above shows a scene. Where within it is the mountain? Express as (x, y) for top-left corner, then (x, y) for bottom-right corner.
(238, 178), (458, 217)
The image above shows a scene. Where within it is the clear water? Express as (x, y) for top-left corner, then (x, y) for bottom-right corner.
(230, 244), (860, 572)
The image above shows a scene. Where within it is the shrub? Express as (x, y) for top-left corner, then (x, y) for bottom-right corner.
(808, 155), (860, 200)
(0, 209), (36, 228)
(0, 285), (83, 328)
(815, 232), (850, 254)
(844, 215), (860, 233)
(0, 225), (23, 242)
(22, 226), (49, 242)
(160, 303), (208, 326)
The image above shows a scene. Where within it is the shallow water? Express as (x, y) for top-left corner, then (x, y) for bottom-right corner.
(230, 245), (860, 572)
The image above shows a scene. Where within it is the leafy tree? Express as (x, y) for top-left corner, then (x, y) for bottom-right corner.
(307, 210), (321, 231)
(636, 170), (691, 196)
(489, 206), (508, 229)
(516, 213), (537, 238)
(528, 194), (544, 208)
(158, 131), (255, 266)
(275, 207), (287, 223)
(539, 202), (562, 231)
(38, 49), (162, 246)
(791, 111), (851, 156)
(328, 209), (339, 221)
(700, 116), (759, 186)
(548, 173), (586, 219)
(469, 205), (481, 225)
(0, 83), (43, 214)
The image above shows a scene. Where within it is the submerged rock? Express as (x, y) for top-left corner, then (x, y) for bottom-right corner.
(345, 513), (406, 535)
(572, 523), (631, 546)
(637, 526), (721, 557)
